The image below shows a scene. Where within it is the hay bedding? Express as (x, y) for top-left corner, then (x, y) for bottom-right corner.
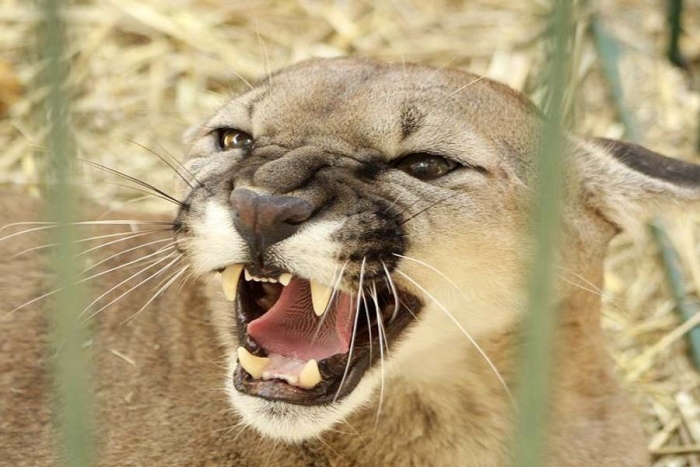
(1, 0), (700, 464)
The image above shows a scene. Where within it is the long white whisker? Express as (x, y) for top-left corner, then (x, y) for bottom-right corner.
(555, 266), (605, 297)
(79, 252), (178, 319)
(394, 268), (514, 405)
(382, 261), (400, 322)
(80, 238), (174, 274)
(311, 262), (347, 345)
(95, 195), (154, 220)
(341, 419), (365, 442)
(361, 284), (373, 362)
(122, 264), (189, 325)
(82, 254), (182, 322)
(4, 243), (175, 317)
(1, 219), (173, 233)
(79, 243), (176, 279)
(371, 281), (386, 430)
(176, 271), (196, 294)
(10, 228), (166, 259)
(449, 74), (486, 96)
(263, 439), (280, 467)
(77, 229), (169, 257)
(335, 258), (366, 402)
(317, 435), (348, 463)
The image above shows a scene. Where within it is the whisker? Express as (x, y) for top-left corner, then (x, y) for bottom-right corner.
(79, 243), (176, 279)
(80, 238), (174, 274)
(151, 141), (214, 197)
(399, 193), (461, 225)
(371, 281), (387, 430)
(0, 220), (173, 242)
(78, 251), (179, 319)
(394, 268), (514, 405)
(211, 418), (248, 438)
(449, 74), (486, 96)
(311, 263), (347, 346)
(317, 435), (348, 463)
(555, 266), (605, 297)
(341, 419), (365, 443)
(4, 244), (176, 317)
(95, 195), (154, 220)
(425, 57), (457, 84)
(128, 140), (196, 190)
(103, 181), (186, 207)
(400, 299), (419, 321)
(263, 439), (280, 467)
(122, 264), (189, 325)
(383, 193), (404, 214)
(335, 258), (366, 402)
(360, 283), (373, 362)
(10, 228), (166, 259)
(79, 158), (186, 208)
(148, 261), (188, 294)
(82, 254), (182, 322)
(382, 261), (401, 322)
(176, 271), (196, 294)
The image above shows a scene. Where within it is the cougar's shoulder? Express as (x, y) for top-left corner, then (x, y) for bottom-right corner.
(0, 188), (55, 467)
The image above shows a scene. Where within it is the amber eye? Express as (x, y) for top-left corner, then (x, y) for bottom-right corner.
(395, 153), (459, 180)
(218, 129), (254, 151)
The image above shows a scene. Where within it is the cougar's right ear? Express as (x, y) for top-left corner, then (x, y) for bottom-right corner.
(576, 137), (700, 231)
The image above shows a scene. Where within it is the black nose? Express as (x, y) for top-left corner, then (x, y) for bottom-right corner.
(230, 188), (314, 261)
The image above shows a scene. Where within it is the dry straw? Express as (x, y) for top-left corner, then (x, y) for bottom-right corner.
(1, 0), (700, 464)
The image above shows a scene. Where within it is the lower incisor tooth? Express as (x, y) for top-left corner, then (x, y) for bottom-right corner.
(237, 347), (270, 379)
(298, 359), (322, 388)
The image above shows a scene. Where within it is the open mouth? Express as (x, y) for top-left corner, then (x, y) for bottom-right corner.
(219, 264), (421, 406)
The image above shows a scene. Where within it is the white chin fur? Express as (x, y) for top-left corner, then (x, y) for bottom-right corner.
(226, 364), (379, 442)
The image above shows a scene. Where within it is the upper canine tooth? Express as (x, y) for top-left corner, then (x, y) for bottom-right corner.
(244, 268), (252, 281)
(279, 273), (292, 286)
(310, 280), (333, 317)
(298, 359), (322, 388)
(220, 264), (243, 302)
(237, 347), (270, 379)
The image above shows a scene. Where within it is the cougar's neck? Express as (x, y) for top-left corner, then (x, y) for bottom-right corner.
(320, 248), (627, 466)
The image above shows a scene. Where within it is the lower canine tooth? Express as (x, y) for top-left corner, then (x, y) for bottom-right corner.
(310, 280), (333, 316)
(221, 264), (243, 301)
(298, 359), (322, 388)
(237, 347), (270, 379)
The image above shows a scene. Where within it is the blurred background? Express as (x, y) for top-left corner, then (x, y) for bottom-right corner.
(2, 0), (700, 464)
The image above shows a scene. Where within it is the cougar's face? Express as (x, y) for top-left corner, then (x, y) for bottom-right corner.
(175, 58), (535, 441)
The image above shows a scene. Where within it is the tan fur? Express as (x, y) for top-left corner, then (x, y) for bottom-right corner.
(3, 57), (685, 466)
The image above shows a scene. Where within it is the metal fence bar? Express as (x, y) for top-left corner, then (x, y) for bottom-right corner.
(511, 1), (573, 466)
(38, 0), (94, 465)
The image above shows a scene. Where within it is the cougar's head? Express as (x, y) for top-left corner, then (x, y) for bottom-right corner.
(174, 58), (700, 441)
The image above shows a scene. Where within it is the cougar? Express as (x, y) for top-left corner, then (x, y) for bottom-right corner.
(3, 57), (695, 466)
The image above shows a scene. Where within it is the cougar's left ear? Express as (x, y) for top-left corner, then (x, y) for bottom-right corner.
(575, 137), (700, 230)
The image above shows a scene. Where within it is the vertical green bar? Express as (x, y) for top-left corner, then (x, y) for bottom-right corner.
(512, 1), (573, 466)
(38, 0), (94, 465)
(667, 0), (683, 68)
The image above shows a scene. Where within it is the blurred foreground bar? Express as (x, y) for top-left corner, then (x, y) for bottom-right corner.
(38, 0), (94, 465)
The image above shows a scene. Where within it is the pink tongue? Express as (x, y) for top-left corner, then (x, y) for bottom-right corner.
(246, 279), (355, 361)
